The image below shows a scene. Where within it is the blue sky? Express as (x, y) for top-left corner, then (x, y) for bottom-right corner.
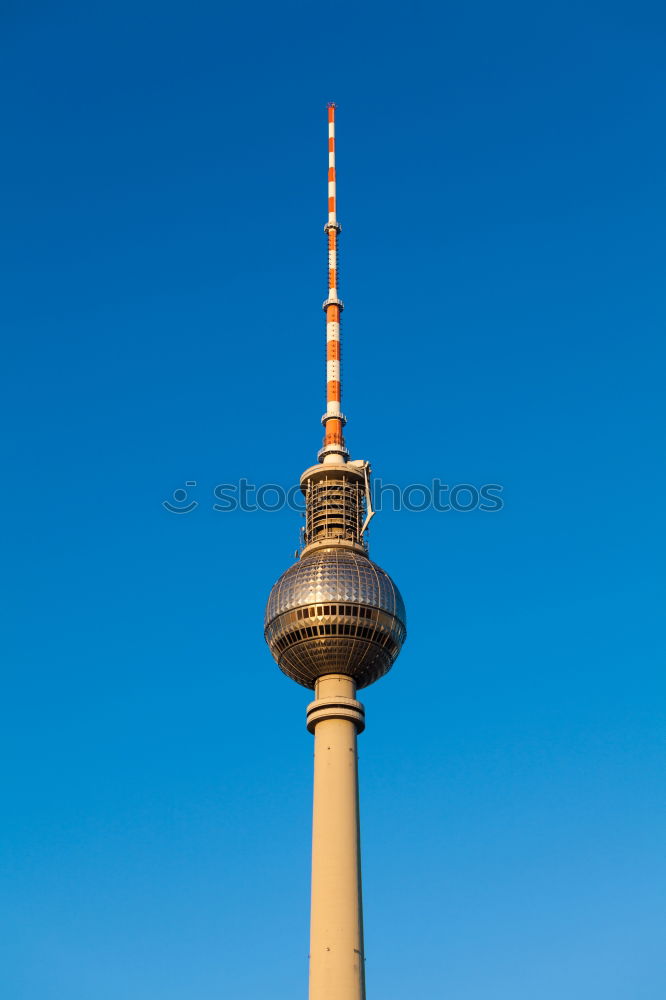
(3, 2), (665, 997)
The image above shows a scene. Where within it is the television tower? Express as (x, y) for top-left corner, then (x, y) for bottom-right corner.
(265, 104), (407, 1000)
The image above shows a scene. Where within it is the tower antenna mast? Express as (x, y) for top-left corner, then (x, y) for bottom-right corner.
(321, 102), (347, 464)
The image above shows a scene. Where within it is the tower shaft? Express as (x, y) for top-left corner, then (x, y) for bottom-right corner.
(307, 673), (366, 1000)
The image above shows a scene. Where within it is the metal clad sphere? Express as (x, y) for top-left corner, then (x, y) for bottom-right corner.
(264, 547), (406, 688)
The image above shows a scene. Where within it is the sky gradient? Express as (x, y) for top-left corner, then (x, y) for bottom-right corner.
(3, 2), (666, 998)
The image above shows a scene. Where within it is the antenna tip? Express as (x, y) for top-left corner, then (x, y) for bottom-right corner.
(327, 101), (337, 109)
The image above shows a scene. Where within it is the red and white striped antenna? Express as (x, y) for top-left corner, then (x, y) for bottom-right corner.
(319, 102), (348, 464)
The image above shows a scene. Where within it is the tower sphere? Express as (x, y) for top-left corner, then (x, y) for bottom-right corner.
(264, 546), (406, 689)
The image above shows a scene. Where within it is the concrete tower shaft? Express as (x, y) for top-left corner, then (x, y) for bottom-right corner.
(308, 674), (366, 1000)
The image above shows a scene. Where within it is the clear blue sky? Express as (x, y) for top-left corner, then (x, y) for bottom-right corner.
(3, 2), (665, 997)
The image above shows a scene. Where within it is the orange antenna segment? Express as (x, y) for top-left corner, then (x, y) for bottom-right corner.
(320, 103), (348, 464)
